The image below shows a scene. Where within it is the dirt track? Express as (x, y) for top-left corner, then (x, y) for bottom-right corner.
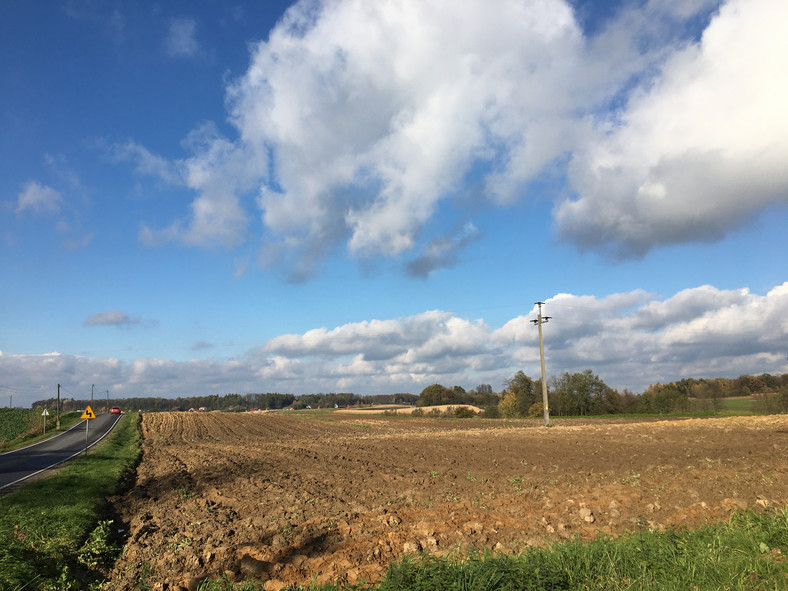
(107, 413), (788, 590)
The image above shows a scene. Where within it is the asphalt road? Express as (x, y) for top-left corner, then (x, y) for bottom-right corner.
(0, 412), (123, 491)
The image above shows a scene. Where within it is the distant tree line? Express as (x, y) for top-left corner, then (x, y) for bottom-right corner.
(416, 370), (635, 418)
(637, 374), (788, 414)
(29, 372), (787, 416)
(416, 384), (498, 408)
(30, 391), (419, 412)
(416, 371), (788, 417)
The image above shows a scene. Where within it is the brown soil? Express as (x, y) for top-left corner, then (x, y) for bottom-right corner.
(107, 413), (788, 590)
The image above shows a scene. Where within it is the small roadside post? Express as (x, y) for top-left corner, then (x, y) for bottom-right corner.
(81, 405), (96, 454)
(41, 408), (49, 434)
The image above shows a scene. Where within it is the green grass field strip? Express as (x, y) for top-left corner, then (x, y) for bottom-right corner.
(0, 408), (38, 441)
(718, 397), (756, 412)
(0, 410), (84, 453)
(0, 412), (142, 590)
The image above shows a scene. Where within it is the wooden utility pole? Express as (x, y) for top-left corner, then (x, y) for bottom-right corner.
(531, 302), (552, 427)
(56, 384), (61, 429)
(91, 384), (94, 407)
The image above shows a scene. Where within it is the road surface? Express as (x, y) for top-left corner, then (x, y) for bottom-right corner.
(0, 412), (123, 491)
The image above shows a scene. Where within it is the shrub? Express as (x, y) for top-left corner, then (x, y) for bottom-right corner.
(77, 520), (119, 570)
(454, 406), (477, 419)
(498, 391), (519, 418)
(528, 401), (543, 418)
(482, 405), (500, 419)
(752, 386), (788, 414)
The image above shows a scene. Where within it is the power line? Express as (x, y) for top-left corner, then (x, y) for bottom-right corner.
(0, 384), (48, 393)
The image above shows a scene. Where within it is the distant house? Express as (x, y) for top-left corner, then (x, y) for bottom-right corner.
(198, 407), (208, 412)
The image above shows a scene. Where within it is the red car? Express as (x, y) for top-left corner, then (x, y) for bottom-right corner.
(110, 407), (121, 414)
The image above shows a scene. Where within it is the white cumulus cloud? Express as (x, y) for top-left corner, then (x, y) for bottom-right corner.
(4, 283), (784, 398)
(16, 181), (63, 215)
(165, 17), (200, 57)
(120, 0), (787, 273)
(228, 0), (592, 268)
(117, 123), (267, 249)
(558, 0), (788, 256)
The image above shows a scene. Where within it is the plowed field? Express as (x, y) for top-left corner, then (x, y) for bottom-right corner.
(107, 413), (788, 590)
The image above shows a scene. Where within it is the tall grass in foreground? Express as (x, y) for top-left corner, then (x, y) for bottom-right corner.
(0, 413), (141, 590)
(280, 509), (787, 591)
(197, 510), (788, 591)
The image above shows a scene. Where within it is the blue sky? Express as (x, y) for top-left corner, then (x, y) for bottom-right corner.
(1, 0), (787, 405)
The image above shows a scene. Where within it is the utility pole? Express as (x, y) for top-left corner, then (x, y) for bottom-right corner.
(91, 384), (94, 407)
(57, 384), (61, 429)
(106, 390), (109, 413)
(531, 302), (552, 427)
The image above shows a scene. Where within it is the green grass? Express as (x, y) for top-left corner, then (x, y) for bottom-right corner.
(717, 397), (756, 413)
(290, 408), (340, 415)
(528, 408), (755, 421)
(0, 412), (142, 590)
(0, 410), (84, 453)
(0, 408), (39, 442)
(197, 578), (266, 591)
(276, 509), (788, 591)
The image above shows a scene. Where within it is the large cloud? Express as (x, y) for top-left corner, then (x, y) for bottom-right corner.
(3, 283), (786, 401)
(119, 0), (788, 275)
(228, 0), (588, 263)
(557, 0), (788, 256)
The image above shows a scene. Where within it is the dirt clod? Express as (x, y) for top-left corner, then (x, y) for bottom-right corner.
(579, 507), (595, 523)
(239, 555), (272, 577)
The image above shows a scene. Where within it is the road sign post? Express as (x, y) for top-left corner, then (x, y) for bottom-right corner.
(81, 406), (96, 454)
(41, 408), (49, 434)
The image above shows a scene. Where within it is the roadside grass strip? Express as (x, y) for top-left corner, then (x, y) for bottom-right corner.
(0, 412), (141, 590)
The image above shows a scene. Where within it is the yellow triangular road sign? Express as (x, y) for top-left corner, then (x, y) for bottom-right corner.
(81, 406), (96, 419)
